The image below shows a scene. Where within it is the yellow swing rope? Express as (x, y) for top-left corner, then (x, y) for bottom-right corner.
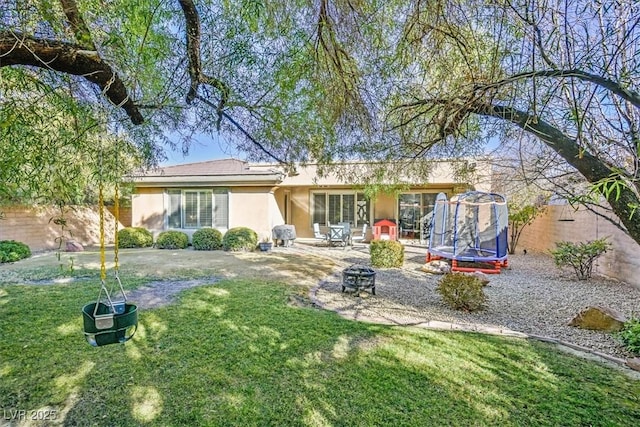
(109, 139), (126, 307)
(95, 144), (124, 310)
(113, 138), (120, 275)
(92, 150), (116, 319)
(98, 179), (107, 282)
(113, 181), (120, 274)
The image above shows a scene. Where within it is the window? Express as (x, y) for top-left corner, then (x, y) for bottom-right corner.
(213, 191), (228, 228)
(398, 192), (438, 238)
(312, 193), (326, 225)
(166, 189), (229, 229)
(312, 192), (369, 226)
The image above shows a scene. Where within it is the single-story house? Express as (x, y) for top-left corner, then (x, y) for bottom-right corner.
(129, 158), (491, 242)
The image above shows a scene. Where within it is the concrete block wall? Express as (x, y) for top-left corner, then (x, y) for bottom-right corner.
(0, 205), (118, 252)
(518, 205), (640, 289)
(106, 206), (132, 228)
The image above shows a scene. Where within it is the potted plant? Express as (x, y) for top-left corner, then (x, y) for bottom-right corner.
(258, 236), (273, 252)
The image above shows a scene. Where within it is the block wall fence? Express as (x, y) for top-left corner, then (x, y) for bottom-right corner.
(0, 205), (131, 252)
(517, 205), (640, 289)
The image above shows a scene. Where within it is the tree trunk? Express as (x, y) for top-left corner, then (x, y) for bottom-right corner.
(473, 102), (640, 246)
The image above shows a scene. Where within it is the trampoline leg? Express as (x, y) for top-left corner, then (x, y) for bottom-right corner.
(426, 253), (442, 263)
(451, 259), (504, 274)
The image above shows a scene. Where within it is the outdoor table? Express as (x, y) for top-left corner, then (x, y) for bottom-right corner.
(329, 225), (350, 247)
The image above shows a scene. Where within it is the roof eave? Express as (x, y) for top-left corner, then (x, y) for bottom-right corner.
(129, 174), (283, 187)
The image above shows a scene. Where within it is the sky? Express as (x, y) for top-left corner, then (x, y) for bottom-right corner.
(160, 133), (244, 166)
(160, 131), (502, 166)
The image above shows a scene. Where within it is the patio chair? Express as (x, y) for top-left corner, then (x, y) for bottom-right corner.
(352, 224), (368, 245)
(313, 223), (328, 246)
(338, 222), (352, 247)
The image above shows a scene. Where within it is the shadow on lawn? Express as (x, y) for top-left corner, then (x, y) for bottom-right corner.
(20, 282), (636, 425)
(2, 251), (640, 425)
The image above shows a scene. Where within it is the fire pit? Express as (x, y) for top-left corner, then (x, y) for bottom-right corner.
(342, 265), (376, 295)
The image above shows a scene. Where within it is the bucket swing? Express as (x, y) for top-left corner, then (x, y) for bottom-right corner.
(82, 161), (138, 347)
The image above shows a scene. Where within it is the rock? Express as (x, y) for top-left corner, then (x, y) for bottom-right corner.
(626, 358), (640, 372)
(65, 240), (84, 252)
(567, 306), (628, 332)
(421, 260), (451, 274)
(465, 271), (490, 286)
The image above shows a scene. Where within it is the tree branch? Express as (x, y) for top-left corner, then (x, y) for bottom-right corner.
(472, 101), (640, 244)
(0, 30), (144, 124)
(195, 94), (287, 165)
(475, 69), (640, 109)
(505, 0), (558, 69)
(59, 0), (97, 50)
(178, 0), (229, 128)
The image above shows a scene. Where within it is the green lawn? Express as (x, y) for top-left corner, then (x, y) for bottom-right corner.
(1, 267), (639, 426)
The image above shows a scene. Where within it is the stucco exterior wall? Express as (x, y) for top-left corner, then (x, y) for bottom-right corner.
(229, 186), (279, 240)
(254, 159), (490, 189)
(518, 205), (640, 288)
(373, 193), (396, 221)
(131, 186), (280, 241)
(287, 187), (313, 238)
(130, 160), (486, 242)
(105, 206), (132, 228)
(274, 185), (460, 239)
(131, 188), (165, 232)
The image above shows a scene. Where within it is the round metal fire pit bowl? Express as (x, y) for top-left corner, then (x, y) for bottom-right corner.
(342, 265), (376, 295)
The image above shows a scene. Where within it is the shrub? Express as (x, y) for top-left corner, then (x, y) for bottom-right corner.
(508, 202), (546, 255)
(117, 227), (153, 248)
(222, 227), (258, 251)
(0, 240), (31, 263)
(550, 238), (611, 280)
(436, 272), (487, 312)
(618, 317), (640, 355)
(155, 230), (189, 249)
(370, 240), (404, 268)
(192, 228), (223, 250)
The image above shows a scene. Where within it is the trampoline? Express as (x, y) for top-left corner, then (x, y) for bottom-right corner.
(427, 191), (508, 274)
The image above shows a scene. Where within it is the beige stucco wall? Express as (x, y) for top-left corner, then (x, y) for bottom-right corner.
(131, 160), (483, 242)
(373, 194), (396, 220)
(518, 205), (640, 288)
(229, 186), (281, 240)
(286, 186), (317, 238)
(254, 159), (491, 190)
(131, 188), (165, 232)
(132, 186), (281, 241)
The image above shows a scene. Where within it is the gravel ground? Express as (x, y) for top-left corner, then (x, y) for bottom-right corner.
(294, 242), (640, 361)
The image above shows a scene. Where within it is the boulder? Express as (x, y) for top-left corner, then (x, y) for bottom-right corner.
(421, 260), (451, 274)
(567, 306), (628, 332)
(465, 271), (490, 286)
(65, 240), (84, 252)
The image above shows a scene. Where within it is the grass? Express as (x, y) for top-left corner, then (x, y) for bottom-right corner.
(1, 257), (639, 426)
